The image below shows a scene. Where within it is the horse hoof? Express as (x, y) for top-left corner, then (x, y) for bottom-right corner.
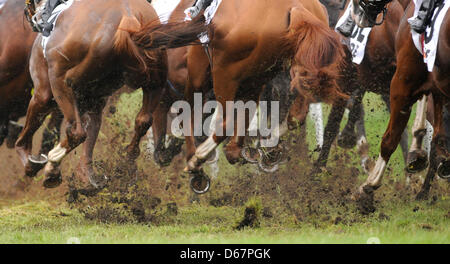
(241, 147), (260, 164)
(6, 121), (23, 149)
(437, 159), (450, 179)
(406, 149), (429, 173)
(337, 131), (357, 149)
(43, 171), (62, 188)
(25, 154), (48, 177)
(189, 170), (210, 194)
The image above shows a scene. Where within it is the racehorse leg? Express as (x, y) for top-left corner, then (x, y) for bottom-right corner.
(126, 86), (162, 162)
(75, 100), (107, 190)
(433, 96), (450, 179)
(185, 67), (239, 172)
(309, 103), (324, 150)
(184, 45), (212, 165)
(381, 93), (412, 180)
(39, 109), (63, 155)
(355, 45), (428, 212)
(313, 97), (346, 173)
(42, 73), (87, 188)
(15, 44), (55, 177)
(152, 88), (183, 166)
(406, 95), (429, 173)
(416, 139), (437, 200)
(338, 90), (365, 149)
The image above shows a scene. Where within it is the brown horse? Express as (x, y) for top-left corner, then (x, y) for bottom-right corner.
(352, 0), (450, 212)
(132, 0), (345, 192)
(313, 0), (409, 176)
(15, 0), (167, 189)
(0, 0), (62, 176)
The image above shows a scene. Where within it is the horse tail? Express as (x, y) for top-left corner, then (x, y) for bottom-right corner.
(113, 16), (149, 72)
(131, 15), (207, 50)
(285, 6), (347, 103)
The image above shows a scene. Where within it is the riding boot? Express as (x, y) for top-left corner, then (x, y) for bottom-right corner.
(37, 0), (62, 36)
(408, 0), (439, 33)
(336, 12), (356, 37)
(185, 0), (214, 19)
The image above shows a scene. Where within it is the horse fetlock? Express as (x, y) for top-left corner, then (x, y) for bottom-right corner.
(43, 161), (62, 188)
(406, 149), (429, 173)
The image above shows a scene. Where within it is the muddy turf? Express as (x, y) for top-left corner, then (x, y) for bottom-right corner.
(0, 91), (449, 244)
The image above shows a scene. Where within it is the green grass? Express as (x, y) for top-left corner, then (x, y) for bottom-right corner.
(0, 198), (448, 243)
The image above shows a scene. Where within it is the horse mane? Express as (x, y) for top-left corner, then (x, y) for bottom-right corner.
(283, 6), (347, 104)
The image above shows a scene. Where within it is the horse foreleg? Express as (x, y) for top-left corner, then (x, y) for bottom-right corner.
(433, 97), (450, 179)
(406, 95), (429, 173)
(43, 74), (86, 188)
(355, 78), (417, 213)
(15, 45), (54, 177)
(338, 90), (365, 149)
(309, 103), (324, 150)
(39, 109), (63, 155)
(314, 98), (346, 173)
(416, 139), (437, 200)
(151, 88), (175, 167)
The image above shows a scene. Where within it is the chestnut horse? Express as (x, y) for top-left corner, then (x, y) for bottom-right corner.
(351, 0), (450, 212)
(132, 0), (345, 192)
(0, 0), (61, 175)
(15, 0), (167, 189)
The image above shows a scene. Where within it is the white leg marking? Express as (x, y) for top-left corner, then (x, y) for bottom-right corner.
(47, 143), (67, 163)
(309, 103), (324, 148)
(423, 120), (433, 157)
(365, 154), (387, 187)
(410, 95), (428, 151)
(195, 135), (217, 160)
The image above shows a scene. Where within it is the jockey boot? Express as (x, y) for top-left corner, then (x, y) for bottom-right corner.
(336, 13), (356, 37)
(408, 0), (439, 33)
(185, 0), (214, 19)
